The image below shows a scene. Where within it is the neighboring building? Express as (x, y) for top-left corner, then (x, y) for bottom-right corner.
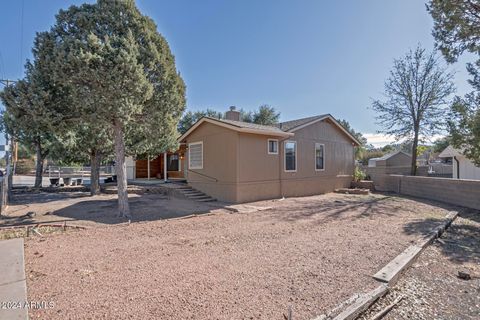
(366, 151), (413, 181)
(439, 145), (480, 180)
(368, 151), (411, 168)
(178, 107), (360, 203)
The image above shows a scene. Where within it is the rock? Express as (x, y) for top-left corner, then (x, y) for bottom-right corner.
(457, 271), (471, 280)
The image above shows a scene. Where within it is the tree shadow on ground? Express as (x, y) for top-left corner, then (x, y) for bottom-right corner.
(404, 209), (480, 264)
(268, 195), (406, 224)
(10, 189), (91, 205)
(1, 191), (224, 226)
(265, 192), (469, 229)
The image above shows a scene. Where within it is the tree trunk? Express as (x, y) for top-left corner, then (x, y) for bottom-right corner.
(34, 141), (44, 188)
(90, 150), (102, 196)
(113, 119), (130, 218)
(410, 128), (419, 176)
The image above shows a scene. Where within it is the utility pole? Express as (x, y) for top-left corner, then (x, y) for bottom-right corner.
(0, 79), (18, 202)
(0, 79), (16, 87)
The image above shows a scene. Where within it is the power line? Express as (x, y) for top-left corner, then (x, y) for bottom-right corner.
(20, 0), (25, 71)
(0, 51), (5, 80)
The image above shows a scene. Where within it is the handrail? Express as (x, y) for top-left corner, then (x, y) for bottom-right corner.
(187, 169), (218, 182)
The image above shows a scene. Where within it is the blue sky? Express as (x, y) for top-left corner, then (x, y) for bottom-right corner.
(0, 0), (475, 147)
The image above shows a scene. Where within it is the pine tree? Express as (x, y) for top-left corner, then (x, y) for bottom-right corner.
(252, 105), (280, 125)
(448, 61), (480, 166)
(0, 67), (59, 188)
(46, 0), (186, 217)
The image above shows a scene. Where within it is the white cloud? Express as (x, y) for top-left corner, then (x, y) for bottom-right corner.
(363, 133), (396, 148)
(363, 133), (446, 148)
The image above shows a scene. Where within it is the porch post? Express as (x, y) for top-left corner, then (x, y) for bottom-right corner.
(147, 155), (150, 180)
(164, 152), (168, 182)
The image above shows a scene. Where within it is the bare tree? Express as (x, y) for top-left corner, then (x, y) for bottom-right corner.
(372, 45), (455, 175)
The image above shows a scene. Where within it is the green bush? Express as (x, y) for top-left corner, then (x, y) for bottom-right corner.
(353, 166), (366, 182)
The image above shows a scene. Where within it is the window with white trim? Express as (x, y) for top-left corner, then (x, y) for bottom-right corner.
(284, 141), (296, 172)
(315, 143), (325, 171)
(268, 139), (278, 154)
(188, 142), (203, 169)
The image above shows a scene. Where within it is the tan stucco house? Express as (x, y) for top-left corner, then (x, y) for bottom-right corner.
(179, 107), (360, 203)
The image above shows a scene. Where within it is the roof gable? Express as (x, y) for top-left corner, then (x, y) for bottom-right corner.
(279, 114), (361, 146)
(439, 145), (463, 158)
(374, 151), (411, 161)
(179, 113), (361, 146)
(277, 115), (328, 131)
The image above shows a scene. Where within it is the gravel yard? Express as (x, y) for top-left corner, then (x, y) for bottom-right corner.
(22, 192), (458, 319)
(359, 209), (480, 320)
(1, 188), (221, 228)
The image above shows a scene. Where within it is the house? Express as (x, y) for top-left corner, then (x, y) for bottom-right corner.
(178, 107), (360, 203)
(439, 145), (480, 180)
(368, 151), (411, 168)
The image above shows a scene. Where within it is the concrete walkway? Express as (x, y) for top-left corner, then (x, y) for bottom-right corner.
(0, 238), (28, 320)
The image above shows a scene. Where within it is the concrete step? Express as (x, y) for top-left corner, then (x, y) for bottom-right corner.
(180, 189), (200, 193)
(175, 186), (217, 202)
(183, 192), (205, 197)
(187, 195), (211, 199)
(197, 197), (217, 202)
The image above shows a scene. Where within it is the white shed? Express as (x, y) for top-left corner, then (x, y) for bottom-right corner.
(439, 146), (480, 180)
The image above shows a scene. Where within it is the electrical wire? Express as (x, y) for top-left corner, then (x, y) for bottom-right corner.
(0, 51), (5, 80)
(20, 0), (25, 71)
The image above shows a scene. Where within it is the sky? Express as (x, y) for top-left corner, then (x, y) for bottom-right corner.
(0, 0), (475, 147)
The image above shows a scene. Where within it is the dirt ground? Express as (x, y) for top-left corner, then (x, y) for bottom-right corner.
(12, 190), (464, 320)
(1, 188), (224, 228)
(359, 210), (480, 320)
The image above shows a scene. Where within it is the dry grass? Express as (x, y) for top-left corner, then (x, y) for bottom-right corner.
(0, 225), (77, 240)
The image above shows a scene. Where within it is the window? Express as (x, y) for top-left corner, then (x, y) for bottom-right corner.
(189, 142), (203, 169)
(284, 141), (296, 172)
(268, 139), (278, 154)
(315, 143), (325, 171)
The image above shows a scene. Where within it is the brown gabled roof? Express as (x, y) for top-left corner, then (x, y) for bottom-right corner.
(179, 113), (361, 146)
(277, 114), (328, 131)
(278, 114), (361, 145)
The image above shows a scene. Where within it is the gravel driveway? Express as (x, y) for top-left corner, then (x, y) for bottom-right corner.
(23, 192), (455, 319)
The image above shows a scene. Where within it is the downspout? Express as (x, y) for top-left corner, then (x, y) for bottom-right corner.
(279, 140), (283, 198)
(453, 156), (460, 179)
